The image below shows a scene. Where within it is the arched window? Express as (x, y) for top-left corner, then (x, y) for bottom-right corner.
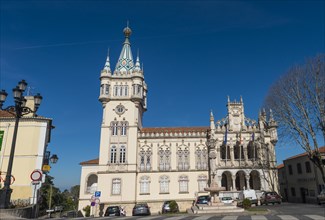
(196, 147), (207, 170)
(124, 85), (128, 96)
(111, 121), (118, 136)
(121, 122), (128, 136)
(177, 147), (190, 170)
(159, 175), (170, 193)
(86, 174), (98, 194)
(179, 175), (189, 193)
(198, 175), (207, 192)
(114, 86), (119, 96)
(140, 176), (150, 194)
(110, 146), (117, 163)
(158, 147), (171, 171)
(112, 178), (121, 195)
(146, 148), (152, 171)
(105, 84), (110, 95)
(120, 146), (126, 163)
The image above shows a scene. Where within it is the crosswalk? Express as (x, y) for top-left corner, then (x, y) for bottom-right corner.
(97, 214), (325, 220)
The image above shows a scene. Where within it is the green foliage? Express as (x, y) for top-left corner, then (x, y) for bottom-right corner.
(38, 175), (80, 217)
(242, 198), (251, 209)
(169, 200), (178, 213)
(83, 205), (91, 217)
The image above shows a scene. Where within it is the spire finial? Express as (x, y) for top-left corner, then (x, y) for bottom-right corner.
(240, 95), (243, 103)
(227, 95), (230, 103)
(210, 110), (214, 121)
(134, 49), (141, 72)
(103, 47), (111, 73)
(123, 21), (132, 39)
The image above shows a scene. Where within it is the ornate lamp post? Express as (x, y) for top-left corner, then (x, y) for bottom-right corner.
(0, 80), (42, 209)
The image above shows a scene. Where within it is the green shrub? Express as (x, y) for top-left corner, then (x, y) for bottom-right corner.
(169, 201), (179, 213)
(242, 198), (251, 209)
(83, 205), (91, 217)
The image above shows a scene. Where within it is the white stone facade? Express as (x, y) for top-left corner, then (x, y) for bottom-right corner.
(78, 26), (278, 216)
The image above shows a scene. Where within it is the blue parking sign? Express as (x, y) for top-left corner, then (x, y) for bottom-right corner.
(94, 191), (101, 197)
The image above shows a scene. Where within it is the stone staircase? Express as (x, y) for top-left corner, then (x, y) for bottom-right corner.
(188, 204), (244, 214)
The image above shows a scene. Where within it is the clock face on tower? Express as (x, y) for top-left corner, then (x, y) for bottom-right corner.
(115, 104), (125, 115)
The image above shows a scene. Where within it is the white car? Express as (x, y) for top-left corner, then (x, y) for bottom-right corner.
(221, 197), (234, 204)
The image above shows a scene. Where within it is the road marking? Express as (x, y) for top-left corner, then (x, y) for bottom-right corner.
(251, 215), (267, 220)
(164, 216), (188, 220)
(304, 215), (325, 220)
(192, 215), (214, 220)
(277, 215), (299, 220)
(221, 216), (238, 220)
(140, 216), (161, 220)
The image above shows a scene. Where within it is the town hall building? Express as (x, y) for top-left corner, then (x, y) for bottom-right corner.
(78, 26), (279, 215)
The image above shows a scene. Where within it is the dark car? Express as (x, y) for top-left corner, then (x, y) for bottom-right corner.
(162, 200), (179, 213)
(260, 191), (282, 205)
(104, 206), (122, 216)
(196, 195), (211, 205)
(132, 203), (151, 216)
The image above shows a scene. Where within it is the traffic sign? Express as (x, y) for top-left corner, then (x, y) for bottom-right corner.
(30, 169), (42, 181)
(94, 191), (101, 197)
(95, 198), (100, 204)
(91, 202), (95, 206)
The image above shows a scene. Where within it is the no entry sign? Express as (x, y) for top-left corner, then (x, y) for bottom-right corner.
(30, 169), (42, 181)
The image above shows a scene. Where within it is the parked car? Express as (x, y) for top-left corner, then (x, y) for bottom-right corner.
(104, 206), (123, 216)
(237, 189), (258, 206)
(162, 200), (179, 213)
(317, 189), (325, 205)
(220, 197), (234, 204)
(196, 195), (211, 205)
(260, 191), (281, 205)
(132, 203), (151, 216)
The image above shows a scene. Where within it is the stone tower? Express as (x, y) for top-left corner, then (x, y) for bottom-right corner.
(96, 25), (147, 200)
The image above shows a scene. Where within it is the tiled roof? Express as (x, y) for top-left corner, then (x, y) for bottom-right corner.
(0, 110), (15, 117)
(80, 158), (99, 165)
(140, 127), (209, 133)
(286, 146), (325, 160)
(277, 164), (284, 169)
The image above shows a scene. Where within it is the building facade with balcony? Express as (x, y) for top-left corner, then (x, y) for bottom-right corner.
(0, 96), (53, 206)
(278, 146), (325, 204)
(78, 26), (279, 215)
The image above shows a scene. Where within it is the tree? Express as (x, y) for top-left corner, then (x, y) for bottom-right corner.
(264, 54), (325, 183)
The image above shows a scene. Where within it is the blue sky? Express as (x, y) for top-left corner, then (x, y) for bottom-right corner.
(1, 0), (324, 190)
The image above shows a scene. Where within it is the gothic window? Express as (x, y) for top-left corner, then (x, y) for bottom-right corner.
(124, 85), (128, 96)
(159, 175), (169, 193)
(119, 85), (123, 96)
(196, 147), (207, 170)
(111, 121), (118, 136)
(248, 144), (255, 159)
(179, 175), (189, 193)
(139, 148), (146, 171)
(139, 147), (152, 171)
(146, 148), (152, 171)
(112, 178), (121, 195)
(121, 121), (128, 136)
(158, 147), (171, 171)
(140, 176), (150, 194)
(234, 145), (240, 160)
(105, 84), (109, 95)
(110, 146), (117, 163)
(114, 86), (119, 96)
(198, 175), (207, 192)
(177, 147), (189, 170)
(221, 145), (226, 159)
(120, 146), (126, 163)
(100, 84), (104, 95)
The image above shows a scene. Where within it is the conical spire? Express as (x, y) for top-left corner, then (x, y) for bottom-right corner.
(210, 110), (216, 130)
(134, 49), (141, 72)
(114, 24), (134, 74)
(103, 48), (111, 73)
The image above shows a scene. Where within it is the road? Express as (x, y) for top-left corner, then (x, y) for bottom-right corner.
(50, 203), (325, 220)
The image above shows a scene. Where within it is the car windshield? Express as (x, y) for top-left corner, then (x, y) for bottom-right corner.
(108, 206), (119, 211)
(222, 197), (232, 200)
(135, 204), (147, 208)
(198, 196), (209, 200)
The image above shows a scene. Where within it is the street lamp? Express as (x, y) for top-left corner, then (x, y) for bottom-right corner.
(0, 80), (42, 209)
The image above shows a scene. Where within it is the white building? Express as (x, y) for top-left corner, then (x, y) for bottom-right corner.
(78, 26), (278, 215)
(278, 146), (325, 204)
